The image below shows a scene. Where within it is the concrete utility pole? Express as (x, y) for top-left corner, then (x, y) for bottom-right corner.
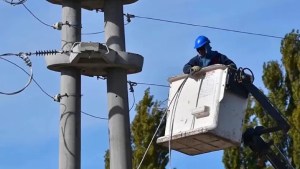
(104, 0), (132, 168)
(59, 1), (81, 169)
(46, 0), (142, 169)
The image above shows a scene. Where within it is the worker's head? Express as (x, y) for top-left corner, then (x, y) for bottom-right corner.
(194, 35), (212, 56)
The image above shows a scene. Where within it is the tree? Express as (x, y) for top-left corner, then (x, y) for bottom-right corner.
(104, 88), (168, 169)
(104, 150), (110, 169)
(223, 30), (300, 169)
(281, 30), (300, 167)
(131, 88), (169, 169)
(223, 99), (264, 169)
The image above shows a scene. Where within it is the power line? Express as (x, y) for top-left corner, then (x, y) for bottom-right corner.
(0, 55), (54, 99)
(125, 13), (284, 39)
(3, 1), (53, 28)
(0, 50), (65, 57)
(97, 78), (169, 89)
(0, 54), (109, 120)
(81, 111), (108, 120)
(22, 3), (55, 29)
(2, 2), (286, 40)
(2, 0), (26, 5)
(81, 20), (130, 35)
(13, 3), (80, 30)
(134, 82), (169, 88)
(136, 74), (190, 169)
(129, 91), (136, 112)
(0, 54), (33, 95)
(0, 53), (18, 57)
(82, 31), (104, 35)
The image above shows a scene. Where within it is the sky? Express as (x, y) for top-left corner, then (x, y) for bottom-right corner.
(0, 0), (300, 169)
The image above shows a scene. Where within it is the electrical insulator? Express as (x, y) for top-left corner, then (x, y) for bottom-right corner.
(53, 22), (63, 30)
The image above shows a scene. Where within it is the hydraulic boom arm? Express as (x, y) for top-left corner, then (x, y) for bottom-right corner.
(229, 67), (293, 169)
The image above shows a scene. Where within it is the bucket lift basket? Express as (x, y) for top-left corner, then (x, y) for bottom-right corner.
(157, 64), (249, 155)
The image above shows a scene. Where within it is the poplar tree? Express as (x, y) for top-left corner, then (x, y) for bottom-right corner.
(222, 30), (300, 169)
(281, 30), (300, 167)
(131, 88), (169, 169)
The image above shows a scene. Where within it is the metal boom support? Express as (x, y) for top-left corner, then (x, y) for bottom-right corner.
(231, 68), (293, 169)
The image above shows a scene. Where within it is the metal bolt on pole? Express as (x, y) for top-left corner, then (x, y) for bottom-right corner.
(104, 0), (133, 168)
(59, 1), (81, 169)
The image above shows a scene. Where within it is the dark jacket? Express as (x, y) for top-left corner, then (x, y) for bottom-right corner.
(183, 51), (236, 74)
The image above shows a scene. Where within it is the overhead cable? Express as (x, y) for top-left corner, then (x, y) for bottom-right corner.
(96, 77), (169, 89)
(0, 50), (64, 57)
(3, 1), (285, 39)
(128, 81), (137, 111)
(82, 19), (130, 35)
(0, 54), (54, 99)
(81, 111), (108, 120)
(0, 57), (108, 120)
(2, 0), (26, 5)
(136, 74), (190, 169)
(8, 3), (80, 30)
(0, 53), (33, 95)
(133, 82), (169, 88)
(82, 31), (105, 35)
(22, 4), (55, 29)
(125, 13), (284, 39)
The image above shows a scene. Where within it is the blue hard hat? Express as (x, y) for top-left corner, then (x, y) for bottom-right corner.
(194, 36), (210, 49)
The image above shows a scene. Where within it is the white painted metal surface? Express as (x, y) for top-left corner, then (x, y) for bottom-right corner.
(157, 64), (249, 155)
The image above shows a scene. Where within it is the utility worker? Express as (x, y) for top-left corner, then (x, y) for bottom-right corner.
(183, 35), (237, 74)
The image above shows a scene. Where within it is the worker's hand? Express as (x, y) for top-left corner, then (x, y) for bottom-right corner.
(227, 63), (237, 69)
(190, 66), (201, 73)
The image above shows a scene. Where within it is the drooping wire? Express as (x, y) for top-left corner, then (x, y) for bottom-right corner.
(136, 73), (190, 169)
(0, 55), (54, 99)
(167, 74), (190, 169)
(81, 18), (131, 36)
(157, 98), (169, 111)
(129, 92), (136, 112)
(0, 53), (33, 95)
(2, 0), (26, 5)
(0, 53), (110, 121)
(133, 82), (169, 88)
(5, 1), (83, 30)
(128, 81), (137, 112)
(0, 53), (18, 57)
(56, 95), (108, 120)
(81, 111), (108, 120)
(125, 13), (284, 40)
(95, 76), (169, 89)
(21, 3), (55, 29)
(82, 30), (105, 35)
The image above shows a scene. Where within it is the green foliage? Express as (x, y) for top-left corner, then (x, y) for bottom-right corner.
(223, 147), (240, 169)
(104, 88), (168, 169)
(223, 30), (300, 169)
(104, 150), (109, 169)
(281, 30), (300, 168)
(263, 61), (284, 90)
(223, 99), (267, 169)
(131, 88), (169, 169)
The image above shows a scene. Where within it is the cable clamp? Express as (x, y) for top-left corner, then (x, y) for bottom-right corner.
(54, 93), (68, 102)
(124, 13), (135, 23)
(18, 53), (32, 67)
(128, 81), (137, 92)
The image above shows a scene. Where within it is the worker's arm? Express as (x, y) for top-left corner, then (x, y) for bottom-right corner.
(183, 56), (199, 74)
(219, 52), (237, 69)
